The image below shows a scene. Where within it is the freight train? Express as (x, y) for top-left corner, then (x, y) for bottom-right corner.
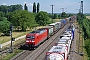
(46, 24), (75, 60)
(25, 16), (76, 49)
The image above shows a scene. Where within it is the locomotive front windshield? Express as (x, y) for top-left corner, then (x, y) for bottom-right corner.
(26, 36), (35, 39)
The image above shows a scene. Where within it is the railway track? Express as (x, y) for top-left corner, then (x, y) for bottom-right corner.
(11, 50), (31, 60)
(11, 23), (70, 60)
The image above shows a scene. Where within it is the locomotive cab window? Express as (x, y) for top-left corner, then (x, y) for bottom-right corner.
(26, 36), (35, 39)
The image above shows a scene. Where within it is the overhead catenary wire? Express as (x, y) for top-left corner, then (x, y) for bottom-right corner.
(66, 2), (80, 9)
(54, 2), (80, 13)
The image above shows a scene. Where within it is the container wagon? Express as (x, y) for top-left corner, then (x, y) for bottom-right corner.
(60, 30), (73, 40)
(57, 37), (72, 54)
(42, 26), (53, 38)
(49, 23), (58, 33)
(46, 45), (68, 60)
(61, 19), (67, 28)
(65, 18), (70, 23)
(55, 22), (62, 30)
(67, 24), (75, 40)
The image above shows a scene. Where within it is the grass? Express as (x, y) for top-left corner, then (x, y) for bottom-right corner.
(1, 35), (25, 49)
(49, 18), (62, 23)
(75, 22), (79, 52)
(53, 19), (62, 22)
(13, 38), (25, 47)
(79, 34), (83, 52)
(0, 31), (28, 44)
(83, 45), (89, 60)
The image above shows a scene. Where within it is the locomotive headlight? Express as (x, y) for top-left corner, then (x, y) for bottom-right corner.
(26, 40), (29, 42)
(32, 40), (35, 42)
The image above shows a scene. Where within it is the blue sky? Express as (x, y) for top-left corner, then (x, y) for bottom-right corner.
(0, 0), (90, 13)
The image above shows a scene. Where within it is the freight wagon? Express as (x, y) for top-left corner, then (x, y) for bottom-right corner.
(67, 24), (75, 40)
(61, 19), (67, 28)
(49, 23), (58, 32)
(46, 45), (68, 60)
(65, 18), (70, 23)
(57, 37), (72, 54)
(60, 30), (73, 40)
(43, 26), (53, 38)
(55, 22), (62, 30)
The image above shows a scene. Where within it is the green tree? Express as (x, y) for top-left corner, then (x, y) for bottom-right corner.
(58, 14), (61, 19)
(9, 4), (22, 12)
(6, 12), (19, 27)
(35, 11), (50, 26)
(53, 14), (58, 19)
(37, 3), (40, 13)
(85, 39), (90, 60)
(48, 13), (52, 18)
(0, 17), (11, 35)
(68, 14), (73, 17)
(24, 3), (28, 10)
(77, 12), (85, 24)
(61, 12), (67, 19)
(10, 10), (35, 31)
(18, 11), (35, 31)
(33, 2), (36, 13)
(0, 5), (7, 14)
(0, 4), (22, 13)
(0, 11), (4, 17)
(5, 12), (12, 22)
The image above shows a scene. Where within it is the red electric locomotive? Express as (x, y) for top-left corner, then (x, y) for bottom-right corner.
(26, 28), (48, 49)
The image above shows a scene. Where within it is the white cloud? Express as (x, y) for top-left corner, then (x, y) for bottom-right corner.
(2, 3), (6, 5)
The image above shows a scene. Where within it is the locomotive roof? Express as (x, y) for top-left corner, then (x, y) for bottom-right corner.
(30, 28), (46, 34)
(48, 46), (66, 53)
